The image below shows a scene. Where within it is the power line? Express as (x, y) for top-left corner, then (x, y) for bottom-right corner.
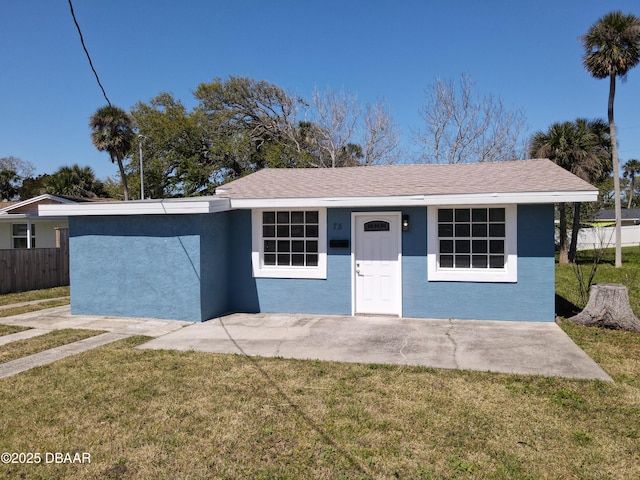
(67, 0), (111, 107)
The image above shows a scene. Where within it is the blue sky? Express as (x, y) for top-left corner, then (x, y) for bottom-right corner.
(2, 0), (640, 181)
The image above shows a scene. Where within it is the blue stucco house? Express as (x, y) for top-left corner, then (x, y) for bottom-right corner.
(39, 159), (598, 323)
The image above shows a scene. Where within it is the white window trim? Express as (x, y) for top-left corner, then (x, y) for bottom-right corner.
(12, 221), (35, 249)
(251, 208), (327, 279)
(427, 205), (517, 283)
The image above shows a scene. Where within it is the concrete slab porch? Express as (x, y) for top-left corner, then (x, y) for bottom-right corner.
(140, 313), (613, 381)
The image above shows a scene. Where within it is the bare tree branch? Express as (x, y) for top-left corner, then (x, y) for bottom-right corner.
(362, 100), (401, 165)
(310, 87), (361, 167)
(416, 74), (527, 164)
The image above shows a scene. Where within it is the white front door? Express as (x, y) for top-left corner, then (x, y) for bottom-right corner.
(353, 213), (401, 316)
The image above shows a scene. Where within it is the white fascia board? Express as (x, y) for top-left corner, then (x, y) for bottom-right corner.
(38, 198), (232, 216)
(0, 213), (27, 220)
(0, 194), (78, 213)
(227, 190), (598, 209)
(0, 214), (68, 222)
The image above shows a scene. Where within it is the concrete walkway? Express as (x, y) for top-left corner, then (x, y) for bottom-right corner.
(1, 305), (191, 336)
(0, 306), (190, 379)
(1, 306), (612, 381)
(0, 332), (129, 379)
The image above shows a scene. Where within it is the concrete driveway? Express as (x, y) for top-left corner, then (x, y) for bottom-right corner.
(140, 313), (612, 381)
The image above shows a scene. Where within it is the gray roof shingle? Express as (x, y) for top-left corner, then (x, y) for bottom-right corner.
(215, 159), (596, 199)
(594, 208), (640, 221)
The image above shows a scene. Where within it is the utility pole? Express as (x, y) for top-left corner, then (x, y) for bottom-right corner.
(138, 135), (146, 200)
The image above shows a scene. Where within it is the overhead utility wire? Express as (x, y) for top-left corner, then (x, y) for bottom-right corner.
(67, 0), (111, 106)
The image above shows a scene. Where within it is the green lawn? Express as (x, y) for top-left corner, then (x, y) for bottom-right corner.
(555, 246), (640, 317)
(0, 325), (30, 337)
(0, 286), (70, 318)
(0, 329), (103, 364)
(0, 258), (638, 479)
(0, 329), (638, 479)
(0, 286), (70, 306)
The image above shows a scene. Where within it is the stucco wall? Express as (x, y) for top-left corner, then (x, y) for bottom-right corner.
(229, 205), (555, 321)
(69, 204), (556, 322)
(240, 208), (352, 315)
(69, 215), (227, 321)
(402, 204), (555, 321)
(200, 211), (231, 319)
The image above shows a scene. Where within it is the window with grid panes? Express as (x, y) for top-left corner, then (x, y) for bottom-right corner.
(437, 207), (505, 270)
(262, 210), (319, 267)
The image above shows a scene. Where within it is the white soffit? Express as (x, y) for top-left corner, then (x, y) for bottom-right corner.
(227, 190), (599, 208)
(38, 198), (232, 216)
(38, 189), (598, 216)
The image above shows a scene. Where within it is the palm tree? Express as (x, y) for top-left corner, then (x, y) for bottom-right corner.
(45, 164), (105, 198)
(89, 105), (134, 201)
(530, 119), (611, 264)
(622, 159), (640, 208)
(582, 11), (640, 267)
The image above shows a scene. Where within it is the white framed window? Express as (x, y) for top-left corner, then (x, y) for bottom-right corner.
(427, 205), (517, 282)
(252, 208), (327, 279)
(12, 223), (36, 249)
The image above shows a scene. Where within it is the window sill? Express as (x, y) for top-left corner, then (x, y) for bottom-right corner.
(252, 264), (327, 279)
(428, 269), (517, 283)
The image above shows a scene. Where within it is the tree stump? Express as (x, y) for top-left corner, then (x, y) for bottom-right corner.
(568, 283), (640, 332)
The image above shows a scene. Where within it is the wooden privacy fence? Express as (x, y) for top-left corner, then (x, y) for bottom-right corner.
(0, 228), (69, 294)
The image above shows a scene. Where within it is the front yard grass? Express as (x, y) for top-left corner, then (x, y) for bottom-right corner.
(555, 246), (640, 317)
(0, 299), (72, 318)
(0, 327), (638, 479)
(0, 286), (70, 306)
(0, 325), (30, 337)
(0, 329), (103, 364)
(0, 252), (638, 478)
(0, 286), (71, 318)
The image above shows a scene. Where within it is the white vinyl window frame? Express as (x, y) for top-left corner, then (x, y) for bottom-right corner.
(251, 208), (327, 279)
(427, 205), (517, 283)
(12, 222), (36, 249)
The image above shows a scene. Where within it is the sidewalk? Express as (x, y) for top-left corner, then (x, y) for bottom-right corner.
(0, 332), (129, 379)
(0, 305), (189, 379)
(0, 305), (191, 336)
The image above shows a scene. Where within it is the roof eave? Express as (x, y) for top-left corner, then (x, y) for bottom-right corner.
(37, 190), (598, 216)
(226, 190), (599, 208)
(0, 194), (78, 214)
(38, 198), (232, 216)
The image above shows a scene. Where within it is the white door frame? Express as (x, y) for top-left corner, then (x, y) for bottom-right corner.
(351, 211), (402, 316)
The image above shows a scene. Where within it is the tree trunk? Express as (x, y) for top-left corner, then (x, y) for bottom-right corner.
(116, 157), (129, 201)
(609, 74), (622, 268)
(568, 283), (640, 332)
(568, 202), (581, 263)
(558, 202), (569, 265)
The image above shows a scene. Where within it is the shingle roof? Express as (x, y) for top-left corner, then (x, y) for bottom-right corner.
(215, 159), (596, 200)
(594, 208), (640, 221)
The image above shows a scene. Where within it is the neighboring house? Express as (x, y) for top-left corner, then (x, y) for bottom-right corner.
(575, 208), (640, 251)
(592, 208), (640, 226)
(0, 194), (78, 249)
(39, 159), (598, 323)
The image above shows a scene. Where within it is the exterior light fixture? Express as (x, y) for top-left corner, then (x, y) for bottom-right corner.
(402, 214), (410, 232)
